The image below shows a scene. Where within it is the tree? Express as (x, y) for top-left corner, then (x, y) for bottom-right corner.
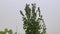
(20, 4), (46, 34)
(0, 28), (17, 34)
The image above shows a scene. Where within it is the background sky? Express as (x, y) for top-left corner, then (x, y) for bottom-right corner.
(0, 0), (60, 34)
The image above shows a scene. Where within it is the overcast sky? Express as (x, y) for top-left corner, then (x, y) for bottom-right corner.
(0, 0), (60, 34)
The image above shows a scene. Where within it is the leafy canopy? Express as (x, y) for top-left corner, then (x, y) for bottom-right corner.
(20, 4), (46, 34)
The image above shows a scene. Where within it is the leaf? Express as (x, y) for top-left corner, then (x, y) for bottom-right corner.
(20, 10), (24, 16)
(38, 7), (41, 17)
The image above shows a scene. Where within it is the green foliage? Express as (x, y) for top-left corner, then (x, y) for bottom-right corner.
(20, 4), (46, 34)
(0, 28), (17, 34)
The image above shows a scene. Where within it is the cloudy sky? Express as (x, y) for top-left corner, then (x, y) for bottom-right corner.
(0, 0), (60, 34)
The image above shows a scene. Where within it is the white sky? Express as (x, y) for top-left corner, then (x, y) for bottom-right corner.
(0, 0), (60, 34)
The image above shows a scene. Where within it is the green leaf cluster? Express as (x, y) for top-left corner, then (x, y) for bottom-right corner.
(0, 28), (17, 34)
(20, 4), (46, 34)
